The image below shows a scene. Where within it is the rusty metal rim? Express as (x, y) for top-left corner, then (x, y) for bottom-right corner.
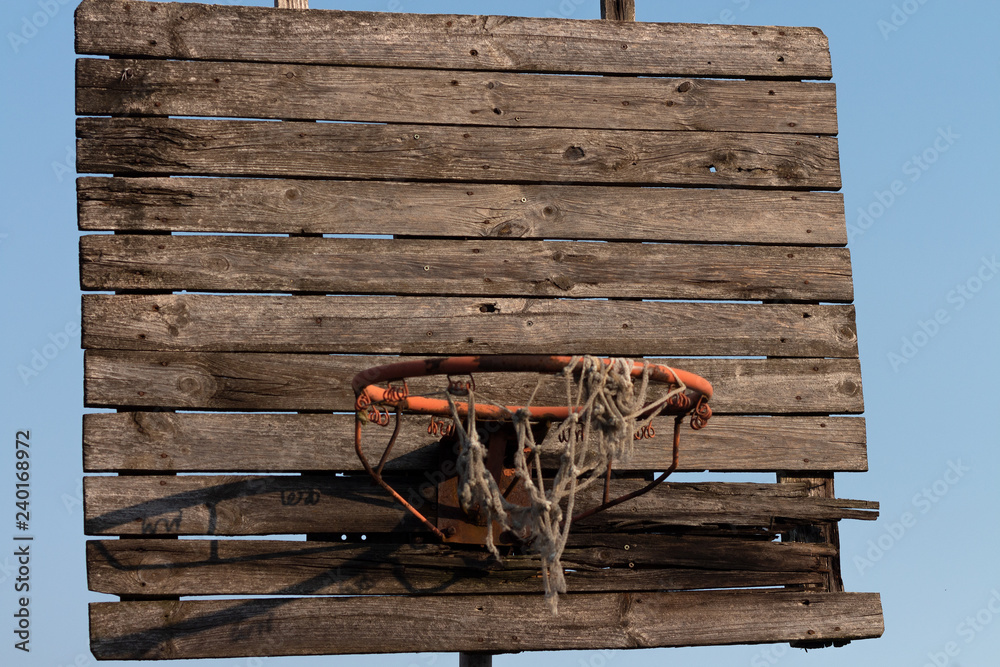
(352, 354), (713, 420)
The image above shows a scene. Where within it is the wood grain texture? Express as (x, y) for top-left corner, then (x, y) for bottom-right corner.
(83, 412), (867, 473)
(83, 352), (864, 414)
(76, 117), (841, 189)
(87, 535), (834, 597)
(76, 58), (838, 134)
(77, 177), (848, 245)
(602, 0), (635, 22)
(74, 0), (832, 79)
(89, 590), (882, 658)
(93, 554), (825, 596)
(84, 476), (877, 536)
(77, 1), (877, 654)
(80, 235), (854, 302)
(779, 473), (844, 596)
(83, 474), (429, 537)
(81, 295), (860, 357)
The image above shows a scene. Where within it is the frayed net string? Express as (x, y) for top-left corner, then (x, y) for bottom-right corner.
(448, 356), (687, 614)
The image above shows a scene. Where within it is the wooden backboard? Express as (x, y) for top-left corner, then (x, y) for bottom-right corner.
(76, 0), (883, 659)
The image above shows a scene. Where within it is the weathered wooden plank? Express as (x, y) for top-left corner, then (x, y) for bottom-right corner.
(76, 58), (838, 135)
(579, 481), (878, 532)
(80, 236), (854, 302)
(76, 117), (841, 189)
(83, 476), (877, 536)
(83, 352), (864, 414)
(89, 590), (882, 658)
(81, 295), (860, 357)
(83, 412), (867, 473)
(82, 474), (428, 537)
(93, 562), (822, 598)
(87, 535), (833, 597)
(75, 0), (832, 80)
(77, 177), (847, 245)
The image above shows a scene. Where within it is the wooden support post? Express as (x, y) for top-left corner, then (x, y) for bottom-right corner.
(601, 0), (635, 21)
(777, 471), (848, 650)
(766, 290), (847, 647)
(777, 472), (844, 593)
(460, 654), (493, 667)
(275, 0), (309, 8)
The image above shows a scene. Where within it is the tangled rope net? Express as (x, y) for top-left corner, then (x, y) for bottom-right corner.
(446, 355), (690, 613)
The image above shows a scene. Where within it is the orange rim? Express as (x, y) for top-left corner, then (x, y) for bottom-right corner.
(353, 355), (712, 420)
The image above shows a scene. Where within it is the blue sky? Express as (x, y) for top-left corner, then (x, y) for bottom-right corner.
(1, 0), (998, 666)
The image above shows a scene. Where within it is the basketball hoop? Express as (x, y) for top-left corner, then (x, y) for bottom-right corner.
(353, 355), (712, 611)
